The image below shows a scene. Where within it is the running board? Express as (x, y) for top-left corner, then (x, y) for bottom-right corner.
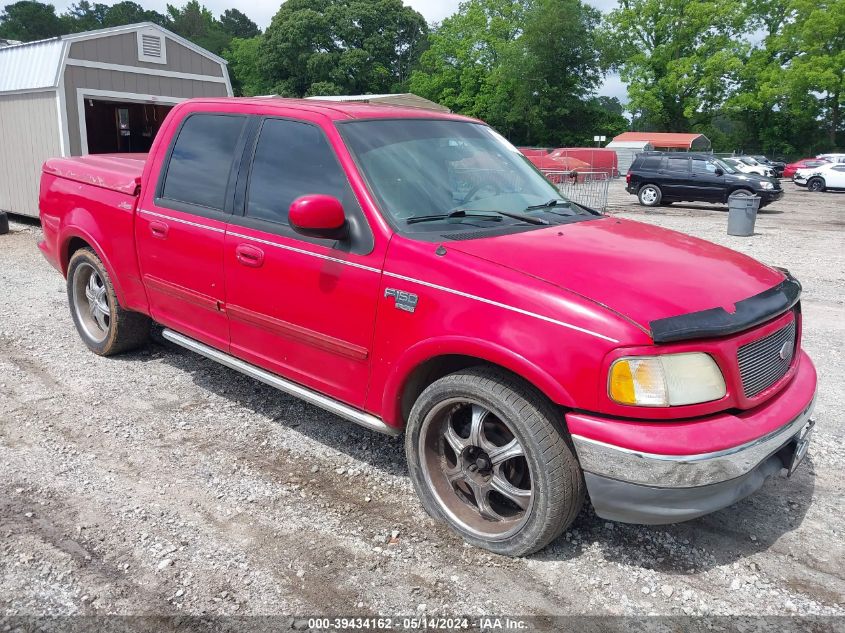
(161, 329), (400, 436)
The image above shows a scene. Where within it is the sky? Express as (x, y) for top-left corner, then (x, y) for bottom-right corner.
(52, 0), (628, 100)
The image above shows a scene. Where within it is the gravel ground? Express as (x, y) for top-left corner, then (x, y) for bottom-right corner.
(1, 180), (843, 625)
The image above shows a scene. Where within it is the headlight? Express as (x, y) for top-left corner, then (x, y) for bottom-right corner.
(760, 181), (774, 190)
(608, 353), (726, 407)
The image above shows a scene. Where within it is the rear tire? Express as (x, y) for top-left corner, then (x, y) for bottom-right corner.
(807, 178), (825, 192)
(405, 367), (584, 557)
(637, 184), (662, 207)
(0, 211), (8, 235)
(67, 248), (151, 356)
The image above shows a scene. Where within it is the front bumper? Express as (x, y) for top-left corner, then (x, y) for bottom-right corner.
(567, 352), (817, 524)
(758, 189), (784, 205)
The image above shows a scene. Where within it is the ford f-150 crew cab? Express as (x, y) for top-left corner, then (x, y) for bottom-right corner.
(38, 98), (817, 556)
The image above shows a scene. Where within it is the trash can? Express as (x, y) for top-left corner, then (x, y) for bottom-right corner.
(727, 194), (760, 236)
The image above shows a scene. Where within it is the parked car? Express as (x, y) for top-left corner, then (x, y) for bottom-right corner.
(794, 161), (845, 192)
(38, 98), (816, 556)
(734, 156), (777, 178)
(815, 153), (845, 164)
(723, 157), (763, 175)
(783, 158), (829, 179)
(627, 152), (783, 207)
(750, 155), (785, 177)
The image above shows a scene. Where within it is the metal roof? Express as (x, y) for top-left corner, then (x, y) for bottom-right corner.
(0, 38), (64, 93)
(612, 132), (710, 149)
(605, 140), (654, 149)
(0, 22), (227, 95)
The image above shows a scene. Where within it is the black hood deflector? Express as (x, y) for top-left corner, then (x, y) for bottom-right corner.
(649, 271), (801, 343)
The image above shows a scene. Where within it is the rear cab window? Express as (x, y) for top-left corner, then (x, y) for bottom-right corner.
(157, 113), (248, 215)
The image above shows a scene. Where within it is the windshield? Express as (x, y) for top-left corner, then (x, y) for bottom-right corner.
(740, 157), (758, 165)
(338, 119), (598, 235)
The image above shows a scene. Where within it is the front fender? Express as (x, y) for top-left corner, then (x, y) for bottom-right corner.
(380, 335), (576, 429)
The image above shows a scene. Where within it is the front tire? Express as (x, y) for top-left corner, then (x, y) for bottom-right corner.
(731, 188), (754, 197)
(67, 248), (150, 356)
(405, 367), (584, 556)
(637, 184), (662, 207)
(807, 178), (825, 192)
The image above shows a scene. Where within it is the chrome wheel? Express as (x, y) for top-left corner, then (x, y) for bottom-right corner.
(72, 262), (110, 343)
(419, 399), (533, 540)
(639, 186), (659, 205)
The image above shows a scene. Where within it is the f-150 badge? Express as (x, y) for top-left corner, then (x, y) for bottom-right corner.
(385, 288), (418, 313)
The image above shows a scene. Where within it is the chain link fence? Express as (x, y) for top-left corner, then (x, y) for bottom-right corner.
(541, 170), (611, 211)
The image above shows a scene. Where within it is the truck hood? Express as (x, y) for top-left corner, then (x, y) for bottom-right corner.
(445, 217), (785, 332)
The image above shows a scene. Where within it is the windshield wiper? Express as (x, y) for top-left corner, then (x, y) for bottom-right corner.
(526, 198), (599, 216)
(406, 209), (504, 225)
(524, 199), (568, 211)
(458, 208), (550, 225)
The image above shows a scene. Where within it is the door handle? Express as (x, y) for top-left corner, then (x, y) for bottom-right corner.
(235, 244), (265, 268)
(149, 220), (169, 239)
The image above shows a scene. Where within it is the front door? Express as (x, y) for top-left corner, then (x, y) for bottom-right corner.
(689, 157), (724, 202)
(136, 112), (250, 349)
(223, 116), (381, 408)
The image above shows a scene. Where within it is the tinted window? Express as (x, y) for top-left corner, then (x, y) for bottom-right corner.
(666, 156), (689, 172)
(246, 118), (358, 225)
(162, 114), (246, 210)
(692, 158), (716, 173)
(640, 156), (662, 170)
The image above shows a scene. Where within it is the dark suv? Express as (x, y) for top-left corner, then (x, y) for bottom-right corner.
(626, 152), (783, 208)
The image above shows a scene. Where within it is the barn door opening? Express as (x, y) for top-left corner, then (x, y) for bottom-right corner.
(83, 99), (173, 154)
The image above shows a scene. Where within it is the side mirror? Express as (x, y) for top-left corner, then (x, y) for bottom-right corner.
(714, 168), (724, 176)
(289, 194), (348, 241)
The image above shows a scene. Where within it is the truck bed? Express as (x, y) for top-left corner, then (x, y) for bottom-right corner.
(42, 153), (147, 196)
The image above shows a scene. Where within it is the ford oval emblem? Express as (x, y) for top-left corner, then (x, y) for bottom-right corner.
(779, 340), (794, 361)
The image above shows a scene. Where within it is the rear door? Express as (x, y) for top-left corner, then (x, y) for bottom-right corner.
(222, 115), (382, 408)
(136, 112), (250, 349)
(660, 155), (691, 199)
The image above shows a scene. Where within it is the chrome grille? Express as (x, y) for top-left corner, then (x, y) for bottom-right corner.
(737, 318), (797, 398)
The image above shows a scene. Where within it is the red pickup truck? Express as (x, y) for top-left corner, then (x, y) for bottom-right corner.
(38, 98), (817, 556)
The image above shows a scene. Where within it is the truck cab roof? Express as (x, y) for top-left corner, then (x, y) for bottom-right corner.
(185, 96), (475, 123)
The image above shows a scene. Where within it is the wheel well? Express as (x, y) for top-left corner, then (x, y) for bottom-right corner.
(64, 236), (91, 272)
(399, 355), (552, 424)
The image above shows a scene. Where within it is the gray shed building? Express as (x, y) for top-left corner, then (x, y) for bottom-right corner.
(0, 23), (232, 217)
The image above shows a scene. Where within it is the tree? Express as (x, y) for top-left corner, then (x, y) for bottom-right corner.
(220, 8), (259, 39)
(260, 0), (428, 97)
(0, 0), (65, 41)
(773, 0), (844, 146)
(62, 0), (106, 32)
(100, 1), (166, 27)
(602, 0), (747, 132)
(223, 36), (269, 96)
(167, 0), (230, 54)
(410, 0), (624, 145)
